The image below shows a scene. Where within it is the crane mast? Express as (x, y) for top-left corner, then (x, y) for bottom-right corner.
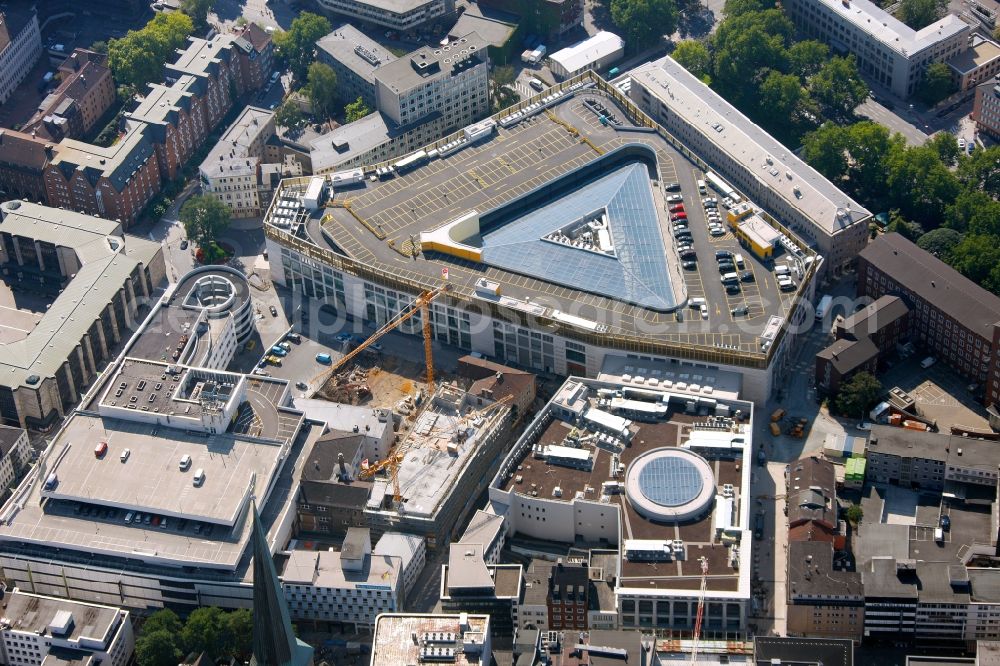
(690, 556), (709, 665)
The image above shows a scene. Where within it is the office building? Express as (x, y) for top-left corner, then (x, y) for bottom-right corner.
(310, 32), (489, 172)
(487, 371), (755, 635)
(754, 637), (854, 666)
(440, 544), (523, 636)
(316, 24), (397, 109)
(629, 56), (872, 274)
(200, 106), (276, 217)
(24, 49), (116, 141)
(477, 0), (584, 41)
(0, 426), (29, 495)
(948, 35), (1000, 92)
(0, 200), (165, 429)
(857, 233), (1000, 407)
(973, 76), (1000, 139)
(314, 0), (456, 31)
(0, 589), (134, 666)
(782, 0), (969, 98)
(815, 295), (909, 396)
(458, 510), (506, 565)
(0, 7), (42, 106)
(548, 31), (624, 80)
(369, 613), (491, 666)
(281, 527), (403, 630)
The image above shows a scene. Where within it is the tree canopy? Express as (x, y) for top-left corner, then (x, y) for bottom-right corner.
(135, 608), (252, 666)
(306, 62), (338, 120)
(672, 40), (712, 82)
(898, 0), (947, 29)
(274, 12), (331, 80)
(609, 0), (678, 49)
(345, 96), (373, 122)
(916, 227), (963, 257)
(917, 62), (956, 106)
(108, 12), (193, 91)
(180, 0), (213, 30)
(809, 55), (869, 120)
(834, 372), (883, 419)
(274, 99), (305, 130)
(180, 194), (231, 250)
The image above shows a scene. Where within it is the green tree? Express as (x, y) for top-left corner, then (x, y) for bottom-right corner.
(916, 227), (963, 256)
(90, 40), (109, 54)
(809, 55), (868, 119)
(672, 40), (712, 82)
(181, 0), (213, 29)
(274, 99), (305, 129)
(834, 371), (883, 419)
(180, 194), (231, 249)
(945, 189), (1000, 235)
(927, 131), (960, 165)
(181, 607), (229, 658)
(711, 10), (793, 102)
(886, 209), (925, 241)
(948, 233), (1000, 290)
(723, 0), (775, 16)
(610, 0), (679, 49)
(345, 96), (373, 122)
(845, 121), (901, 203)
(489, 65), (519, 111)
(273, 12), (331, 80)
(845, 503), (863, 525)
(226, 609), (253, 658)
(802, 123), (849, 181)
(886, 144), (961, 227)
(898, 0), (947, 29)
(958, 145), (1000, 198)
(136, 630), (182, 666)
(760, 70), (803, 119)
(917, 62), (956, 106)
(787, 39), (829, 79)
(306, 62), (338, 120)
(143, 609), (183, 636)
(108, 12), (193, 90)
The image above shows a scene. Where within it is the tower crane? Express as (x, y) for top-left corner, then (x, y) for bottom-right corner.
(690, 556), (709, 665)
(312, 283), (452, 387)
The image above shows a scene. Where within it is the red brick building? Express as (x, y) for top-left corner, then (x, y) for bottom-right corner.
(548, 560), (590, 630)
(24, 49), (115, 141)
(857, 233), (1000, 407)
(125, 84), (207, 182)
(232, 22), (275, 92)
(0, 129), (51, 201)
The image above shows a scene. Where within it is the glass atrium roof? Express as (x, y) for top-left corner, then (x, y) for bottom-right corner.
(480, 161), (678, 311)
(637, 455), (705, 507)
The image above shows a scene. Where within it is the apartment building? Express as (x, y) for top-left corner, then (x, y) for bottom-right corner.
(126, 84), (208, 182)
(199, 106), (276, 217)
(317, 24), (397, 109)
(857, 233), (1000, 406)
(314, 0), (455, 31)
(865, 426), (998, 489)
(787, 540), (865, 641)
(0, 200), (165, 429)
(23, 49), (115, 141)
(0, 426), (28, 495)
(782, 0), (969, 98)
(232, 22), (274, 92)
(477, 0), (584, 40)
(973, 75), (1000, 139)
(0, 7), (42, 105)
(0, 590), (134, 666)
(310, 32), (489, 173)
(629, 57), (872, 274)
(815, 295), (910, 396)
(0, 129), (51, 201)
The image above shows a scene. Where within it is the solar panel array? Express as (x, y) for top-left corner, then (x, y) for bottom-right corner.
(480, 162), (678, 311)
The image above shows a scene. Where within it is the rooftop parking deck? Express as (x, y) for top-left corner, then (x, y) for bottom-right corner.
(280, 86), (809, 357)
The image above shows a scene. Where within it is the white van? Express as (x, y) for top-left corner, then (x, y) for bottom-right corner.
(193, 468), (205, 486)
(697, 179), (707, 194)
(689, 297), (706, 309)
(721, 272), (739, 284)
(774, 264), (790, 276)
(124, 511), (134, 524)
(734, 253), (745, 269)
(179, 454), (192, 471)
(934, 527), (944, 542)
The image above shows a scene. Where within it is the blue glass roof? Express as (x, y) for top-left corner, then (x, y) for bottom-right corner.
(637, 456), (704, 507)
(480, 161), (678, 311)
